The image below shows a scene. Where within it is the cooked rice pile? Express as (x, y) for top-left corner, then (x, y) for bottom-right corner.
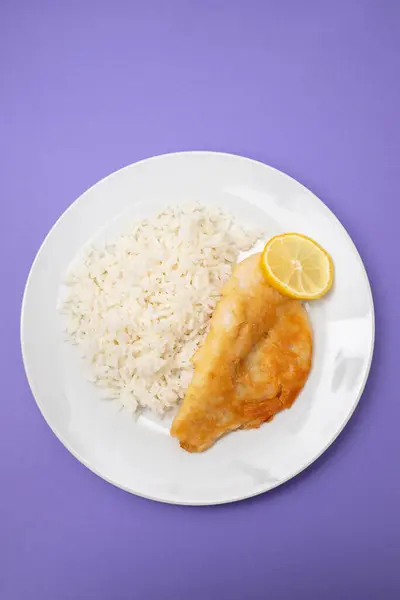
(61, 204), (260, 413)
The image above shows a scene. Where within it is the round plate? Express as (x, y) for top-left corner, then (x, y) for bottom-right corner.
(21, 152), (374, 505)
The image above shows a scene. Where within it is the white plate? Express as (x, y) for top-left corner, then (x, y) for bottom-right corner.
(21, 152), (374, 505)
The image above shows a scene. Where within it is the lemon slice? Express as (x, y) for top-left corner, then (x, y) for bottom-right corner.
(261, 233), (334, 300)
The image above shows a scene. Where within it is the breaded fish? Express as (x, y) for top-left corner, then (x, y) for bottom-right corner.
(171, 253), (312, 452)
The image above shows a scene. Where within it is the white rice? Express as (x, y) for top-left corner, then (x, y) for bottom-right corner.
(60, 204), (261, 414)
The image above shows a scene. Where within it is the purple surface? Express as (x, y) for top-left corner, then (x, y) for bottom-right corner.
(1, 1), (399, 598)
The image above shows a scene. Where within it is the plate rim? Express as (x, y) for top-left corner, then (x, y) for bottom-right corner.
(20, 150), (375, 505)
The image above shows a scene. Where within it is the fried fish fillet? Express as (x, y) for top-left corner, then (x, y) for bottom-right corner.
(170, 253), (312, 452)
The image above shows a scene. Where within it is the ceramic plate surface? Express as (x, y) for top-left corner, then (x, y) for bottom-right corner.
(21, 152), (374, 505)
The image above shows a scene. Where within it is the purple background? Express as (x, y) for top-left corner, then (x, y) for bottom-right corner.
(1, 1), (399, 598)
